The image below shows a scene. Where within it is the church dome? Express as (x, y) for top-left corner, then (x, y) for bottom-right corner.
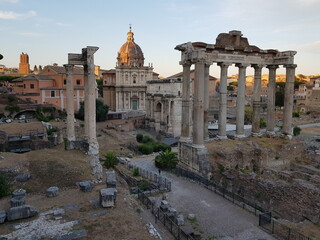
(117, 27), (144, 67)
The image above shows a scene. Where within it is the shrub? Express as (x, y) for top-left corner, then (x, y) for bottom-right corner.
(155, 150), (178, 169)
(0, 173), (11, 198)
(104, 152), (118, 169)
(292, 111), (300, 118)
(133, 167), (140, 176)
(47, 127), (58, 135)
(153, 143), (171, 152)
(142, 136), (153, 144)
(259, 118), (266, 128)
(293, 126), (301, 136)
(138, 143), (154, 155)
(136, 134), (143, 143)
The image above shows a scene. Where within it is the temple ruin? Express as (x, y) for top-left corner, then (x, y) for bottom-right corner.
(175, 30), (297, 177)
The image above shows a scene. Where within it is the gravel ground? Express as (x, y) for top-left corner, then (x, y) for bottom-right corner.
(130, 154), (276, 240)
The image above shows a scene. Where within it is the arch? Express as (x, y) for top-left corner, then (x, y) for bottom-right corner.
(13, 110), (36, 119)
(155, 102), (162, 112)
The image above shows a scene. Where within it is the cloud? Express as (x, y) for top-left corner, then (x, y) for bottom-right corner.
(0, 10), (36, 20)
(55, 22), (72, 27)
(19, 32), (44, 37)
(0, 0), (19, 3)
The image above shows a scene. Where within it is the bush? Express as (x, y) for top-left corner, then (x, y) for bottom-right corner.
(138, 143), (154, 155)
(259, 118), (266, 128)
(155, 150), (178, 169)
(153, 143), (171, 152)
(293, 126), (301, 136)
(0, 173), (11, 198)
(136, 134), (143, 143)
(292, 111), (300, 118)
(104, 152), (118, 169)
(142, 135), (153, 144)
(47, 127), (58, 135)
(133, 167), (140, 177)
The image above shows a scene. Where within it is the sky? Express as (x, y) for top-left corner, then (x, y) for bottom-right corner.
(1, 0), (320, 78)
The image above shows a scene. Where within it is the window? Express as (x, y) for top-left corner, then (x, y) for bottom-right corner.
(76, 80), (81, 85)
(64, 80), (66, 85)
(30, 84), (34, 89)
(51, 91), (55, 97)
(23, 84), (26, 89)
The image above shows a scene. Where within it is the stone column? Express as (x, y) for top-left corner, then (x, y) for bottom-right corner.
(235, 64), (248, 138)
(266, 65), (278, 134)
(64, 64), (75, 142)
(203, 63), (210, 140)
(85, 47), (99, 155)
(283, 64), (297, 136)
(181, 62), (191, 140)
(84, 64), (89, 138)
(217, 62), (231, 139)
(193, 61), (205, 145)
(252, 64), (264, 136)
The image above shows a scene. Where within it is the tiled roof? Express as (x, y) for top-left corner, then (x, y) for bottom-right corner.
(12, 75), (54, 82)
(41, 65), (84, 75)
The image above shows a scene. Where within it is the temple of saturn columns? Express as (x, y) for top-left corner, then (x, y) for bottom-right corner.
(63, 47), (102, 179)
(175, 30), (297, 177)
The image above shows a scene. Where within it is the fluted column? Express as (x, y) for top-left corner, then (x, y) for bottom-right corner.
(64, 64), (76, 142)
(252, 64), (264, 135)
(217, 62), (231, 139)
(193, 61), (205, 145)
(235, 64), (248, 138)
(85, 46), (99, 155)
(203, 63), (210, 140)
(181, 62), (191, 140)
(266, 65), (278, 134)
(283, 64), (297, 136)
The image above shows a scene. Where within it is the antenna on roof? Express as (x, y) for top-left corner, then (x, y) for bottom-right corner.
(129, 24), (132, 32)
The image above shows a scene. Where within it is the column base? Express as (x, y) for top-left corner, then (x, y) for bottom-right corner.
(265, 131), (276, 137)
(179, 136), (192, 143)
(217, 135), (228, 140)
(235, 134), (246, 139)
(280, 133), (293, 140)
(204, 137), (210, 142)
(87, 140), (99, 156)
(251, 132), (262, 137)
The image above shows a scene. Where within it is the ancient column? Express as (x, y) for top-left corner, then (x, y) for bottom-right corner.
(235, 63), (248, 138)
(181, 62), (191, 140)
(64, 64), (75, 143)
(85, 47), (99, 155)
(266, 65), (278, 134)
(218, 62), (231, 139)
(283, 64), (297, 136)
(193, 61), (205, 145)
(252, 64), (264, 135)
(84, 64), (89, 138)
(203, 63), (210, 140)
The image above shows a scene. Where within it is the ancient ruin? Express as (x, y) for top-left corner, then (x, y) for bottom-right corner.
(175, 30), (297, 177)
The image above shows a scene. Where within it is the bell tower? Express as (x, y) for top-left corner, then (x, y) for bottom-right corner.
(19, 53), (30, 74)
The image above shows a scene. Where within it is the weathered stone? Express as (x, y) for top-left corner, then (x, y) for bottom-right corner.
(7, 205), (39, 221)
(15, 172), (31, 182)
(0, 210), (6, 223)
(10, 196), (26, 207)
(100, 188), (117, 208)
(53, 208), (65, 217)
(46, 186), (59, 197)
(12, 189), (26, 198)
(106, 170), (116, 188)
(79, 181), (93, 192)
(188, 213), (195, 220)
(148, 197), (156, 205)
(176, 214), (185, 226)
(167, 207), (177, 219)
(160, 200), (169, 212)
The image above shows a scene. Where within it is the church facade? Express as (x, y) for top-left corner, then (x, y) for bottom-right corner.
(103, 27), (156, 112)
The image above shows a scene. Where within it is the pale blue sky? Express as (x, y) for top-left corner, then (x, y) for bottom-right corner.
(1, 0), (320, 77)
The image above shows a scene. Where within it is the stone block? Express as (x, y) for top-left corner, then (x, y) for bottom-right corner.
(188, 213), (196, 220)
(148, 197), (156, 205)
(46, 186), (59, 197)
(79, 181), (93, 192)
(12, 189), (26, 198)
(100, 188), (117, 208)
(106, 171), (116, 188)
(176, 214), (185, 226)
(7, 205), (39, 221)
(15, 173), (31, 182)
(53, 208), (65, 217)
(0, 210), (6, 223)
(160, 200), (169, 212)
(10, 196), (26, 207)
(167, 207), (177, 217)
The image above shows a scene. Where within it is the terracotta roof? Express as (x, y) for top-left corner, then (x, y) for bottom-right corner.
(102, 69), (116, 74)
(12, 74), (54, 82)
(41, 65), (84, 75)
(167, 70), (217, 80)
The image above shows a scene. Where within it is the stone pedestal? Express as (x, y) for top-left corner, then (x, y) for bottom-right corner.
(106, 171), (116, 188)
(100, 188), (117, 208)
(7, 205), (39, 221)
(79, 181), (93, 192)
(178, 141), (210, 178)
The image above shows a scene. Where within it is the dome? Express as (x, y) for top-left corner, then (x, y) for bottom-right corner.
(117, 27), (144, 67)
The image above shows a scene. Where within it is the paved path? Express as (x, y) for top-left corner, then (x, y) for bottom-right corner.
(130, 155), (276, 240)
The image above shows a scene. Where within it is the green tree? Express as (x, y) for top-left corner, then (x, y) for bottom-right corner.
(76, 99), (109, 122)
(0, 54), (3, 60)
(293, 126), (301, 136)
(244, 106), (253, 124)
(96, 78), (103, 97)
(155, 150), (178, 169)
(0, 173), (11, 198)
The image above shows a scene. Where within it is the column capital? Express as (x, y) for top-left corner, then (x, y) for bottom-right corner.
(63, 64), (74, 73)
(217, 62), (232, 68)
(284, 64), (297, 69)
(235, 63), (250, 68)
(251, 64), (265, 70)
(267, 64), (279, 70)
(181, 60), (192, 67)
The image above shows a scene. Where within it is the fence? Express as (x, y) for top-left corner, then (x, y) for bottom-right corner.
(259, 212), (314, 240)
(172, 166), (314, 240)
(137, 190), (196, 240)
(117, 157), (171, 191)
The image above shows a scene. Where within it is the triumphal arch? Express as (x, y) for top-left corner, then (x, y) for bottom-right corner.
(175, 30), (297, 177)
